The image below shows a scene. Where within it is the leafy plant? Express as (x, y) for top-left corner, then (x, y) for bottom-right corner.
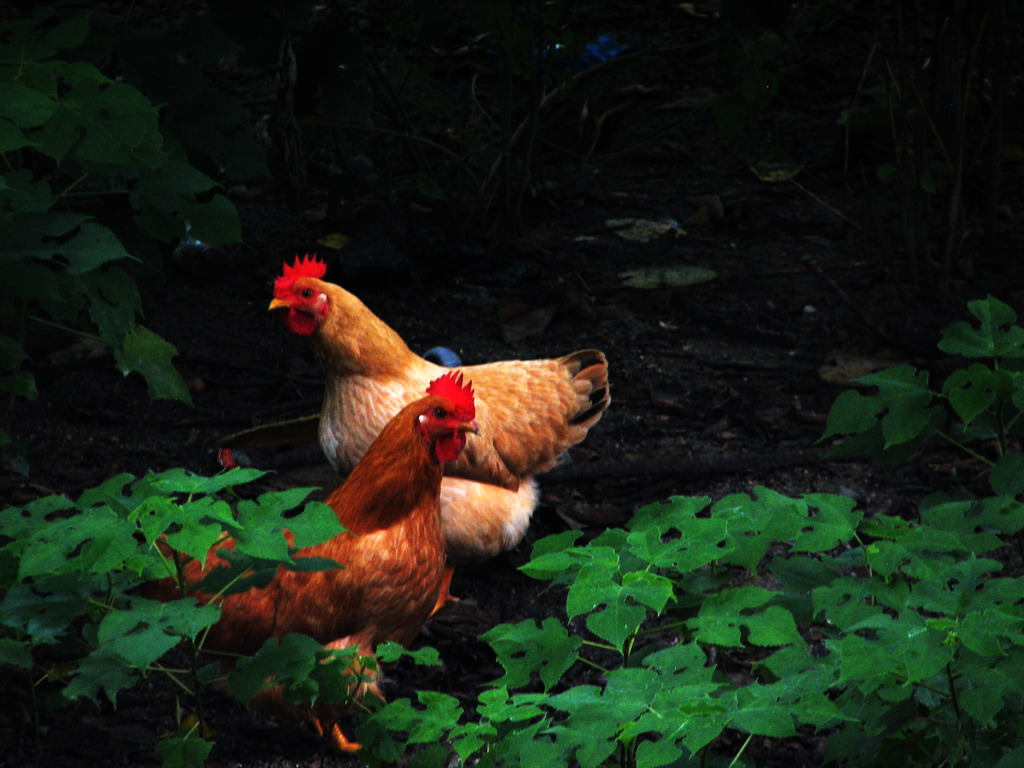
(0, 6), (262, 471)
(355, 487), (1024, 767)
(0, 468), (352, 766)
(823, 295), (1024, 496)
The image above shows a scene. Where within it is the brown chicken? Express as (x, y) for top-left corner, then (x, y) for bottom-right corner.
(145, 372), (478, 751)
(269, 254), (610, 563)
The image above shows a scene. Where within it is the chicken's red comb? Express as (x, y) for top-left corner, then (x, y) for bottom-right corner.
(426, 371), (475, 419)
(274, 254), (327, 297)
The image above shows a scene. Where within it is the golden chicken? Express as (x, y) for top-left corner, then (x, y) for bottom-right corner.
(269, 254), (610, 562)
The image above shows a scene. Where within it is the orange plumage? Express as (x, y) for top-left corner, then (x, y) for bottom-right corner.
(145, 374), (478, 751)
(269, 254), (610, 562)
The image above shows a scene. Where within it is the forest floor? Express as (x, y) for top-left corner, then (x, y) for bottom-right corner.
(3, 2), (1024, 766)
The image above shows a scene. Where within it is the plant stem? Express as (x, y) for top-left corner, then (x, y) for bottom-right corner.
(576, 656), (610, 674)
(728, 733), (754, 767)
(27, 315), (106, 345)
(946, 661), (963, 731)
(935, 431), (996, 467)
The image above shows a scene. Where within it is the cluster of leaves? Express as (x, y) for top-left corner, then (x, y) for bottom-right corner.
(354, 487), (1024, 768)
(349, 296), (1024, 767)
(823, 295), (1024, 493)
(0, 468), (357, 766)
(7, 472), (1024, 767)
(1, 6), (265, 470)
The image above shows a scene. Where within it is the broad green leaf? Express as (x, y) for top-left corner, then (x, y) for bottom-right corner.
(627, 498), (729, 572)
(482, 618), (581, 690)
(132, 160), (239, 244)
(17, 505), (143, 578)
(0, 575), (102, 641)
(960, 608), (1024, 655)
(858, 366), (935, 447)
(692, 587), (800, 647)
(0, 118), (32, 153)
(113, 324), (192, 405)
(585, 594), (649, 652)
(0, 637), (32, 669)
(146, 466), (267, 496)
(63, 647), (137, 704)
(793, 493), (861, 551)
(939, 296), (1024, 358)
(228, 633), (322, 704)
(476, 686), (548, 724)
(182, 192), (242, 244)
(0, 371), (36, 398)
(812, 577), (883, 630)
(990, 453), (1024, 497)
(0, 81), (55, 128)
(731, 683), (798, 737)
(942, 363), (1010, 427)
(958, 663), (1013, 724)
(0, 335), (28, 369)
(64, 80), (162, 165)
(81, 264), (142, 345)
(97, 597), (219, 668)
(155, 731), (214, 768)
(279, 501), (345, 548)
(376, 641), (441, 666)
(822, 389), (881, 438)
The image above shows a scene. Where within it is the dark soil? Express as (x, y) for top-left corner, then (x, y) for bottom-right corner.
(3, 2), (1024, 766)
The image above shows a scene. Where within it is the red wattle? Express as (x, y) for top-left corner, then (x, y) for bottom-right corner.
(285, 309), (318, 336)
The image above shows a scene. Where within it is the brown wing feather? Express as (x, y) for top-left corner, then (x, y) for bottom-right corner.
(448, 349), (610, 488)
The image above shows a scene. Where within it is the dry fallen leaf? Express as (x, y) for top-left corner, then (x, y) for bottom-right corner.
(317, 232), (352, 250)
(749, 160), (802, 183)
(618, 265), (717, 289)
(501, 305), (559, 344)
(605, 217), (685, 242)
(818, 349), (908, 385)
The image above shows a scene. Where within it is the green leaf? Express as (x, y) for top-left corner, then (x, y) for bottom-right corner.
(0, 118), (33, 153)
(97, 597), (219, 668)
(939, 296), (1024, 358)
(0, 574), (104, 642)
(131, 160), (240, 244)
(155, 731), (214, 768)
(376, 641), (441, 666)
(482, 618), (582, 690)
(81, 264), (142, 345)
(942, 363), (1010, 427)
(228, 633), (322, 704)
(63, 647), (137, 704)
(0, 638), (32, 669)
(0, 371), (37, 398)
(692, 587), (801, 647)
(822, 389), (881, 438)
(0, 81), (56, 128)
(16, 505), (143, 578)
(990, 453), (1024, 497)
(731, 684), (797, 738)
(146, 466), (267, 496)
(793, 493), (862, 552)
(113, 324), (193, 405)
(0, 213), (132, 274)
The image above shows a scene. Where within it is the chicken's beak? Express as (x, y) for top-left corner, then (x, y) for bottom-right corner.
(269, 298), (290, 312)
(458, 421), (480, 436)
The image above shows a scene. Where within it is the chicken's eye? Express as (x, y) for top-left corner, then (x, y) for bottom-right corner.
(432, 407), (447, 419)
(300, 288), (314, 299)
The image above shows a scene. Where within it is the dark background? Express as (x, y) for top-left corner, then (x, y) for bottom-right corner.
(2, 1), (1022, 765)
